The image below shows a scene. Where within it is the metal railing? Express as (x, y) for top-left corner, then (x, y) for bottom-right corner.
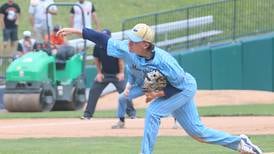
(122, 0), (274, 51)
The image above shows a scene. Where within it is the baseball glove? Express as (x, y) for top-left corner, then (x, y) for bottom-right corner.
(142, 69), (167, 92)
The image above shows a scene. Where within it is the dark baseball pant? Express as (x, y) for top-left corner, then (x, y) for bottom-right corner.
(83, 74), (136, 118)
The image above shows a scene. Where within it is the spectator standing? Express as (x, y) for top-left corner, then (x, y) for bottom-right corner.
(70, 0), (100, 31)
(0, 0), (21, 55)
(29, 0), (57, 42)
(81, 29), (136, 120)
(17, 31), (37, 56)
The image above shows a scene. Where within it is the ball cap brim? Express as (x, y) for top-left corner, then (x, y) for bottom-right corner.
(125, 30), (143, 43)
(125, 23), (155, 43)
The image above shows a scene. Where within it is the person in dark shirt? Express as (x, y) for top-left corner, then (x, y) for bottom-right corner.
(81, 29), (136, 120)
(0, 0), (21, 55)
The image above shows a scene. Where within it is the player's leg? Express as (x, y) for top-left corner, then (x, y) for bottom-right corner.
(34, 26), (44, 42)
(41, 27), (48, 42)
(125, 100), (136, 119)
(172, 118), (179, 129)
(116, 85), (143, 118)
(82, 81), (108, 119)
(10, 28), (18, 54)
(140, 85), (197, 154)
(2, 28), (10, 55)
(112, 78), (136, 118)
(112, 85), (143, 129)
(173, 98), (240, 150)
(173, 98), (262, 153)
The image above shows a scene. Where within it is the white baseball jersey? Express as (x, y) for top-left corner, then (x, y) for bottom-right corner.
(71, 1), (95, 30)
(28, 0), (57, 29)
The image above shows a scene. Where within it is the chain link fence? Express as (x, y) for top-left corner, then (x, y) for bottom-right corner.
(122, 0), (274, 51)
(0, 56), (13, 85)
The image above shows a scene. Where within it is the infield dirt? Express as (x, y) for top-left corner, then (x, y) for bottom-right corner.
(0, 90), (274, 139)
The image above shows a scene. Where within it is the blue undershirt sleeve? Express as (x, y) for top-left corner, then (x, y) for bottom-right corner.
(82, 28), (110, 51)
(163, 83), (182, 98)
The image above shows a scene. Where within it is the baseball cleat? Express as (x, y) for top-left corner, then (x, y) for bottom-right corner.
(130, 115), (136, 119)
(111, 121), (125, 129)
(239, 134), (263, 154)
(172, 123), (179, 129)
(80, 116), (91, 120)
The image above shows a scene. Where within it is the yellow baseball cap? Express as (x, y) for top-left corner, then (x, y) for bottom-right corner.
(125, 23), (155, 43)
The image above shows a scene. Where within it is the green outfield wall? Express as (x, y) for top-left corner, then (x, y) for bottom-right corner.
(85, 32), (274, 91)
(175, 32), (274, 91)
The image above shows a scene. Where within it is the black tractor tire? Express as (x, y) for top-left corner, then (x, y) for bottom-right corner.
(53, 78), (86, 111)
(40, 83), (56, 112)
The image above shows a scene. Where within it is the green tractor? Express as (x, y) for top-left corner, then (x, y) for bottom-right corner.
(4, 47), (86, 112)
(4, 3), (87, 112)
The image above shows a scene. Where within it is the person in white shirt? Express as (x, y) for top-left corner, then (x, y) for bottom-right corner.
(29, 0), (57, 42)
(70, 0), (100, 31)
(16, 31), (37, 57)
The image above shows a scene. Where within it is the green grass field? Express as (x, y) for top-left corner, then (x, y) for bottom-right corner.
(0, 135), (273, 154)
(1, 0), (216, 39)
(1, 1), (274, 154)
(0, 0), (216, 56)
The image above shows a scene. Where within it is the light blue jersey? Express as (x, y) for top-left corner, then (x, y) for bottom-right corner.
(107, 38), (195, 90)
(107, 38), (241, 154)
